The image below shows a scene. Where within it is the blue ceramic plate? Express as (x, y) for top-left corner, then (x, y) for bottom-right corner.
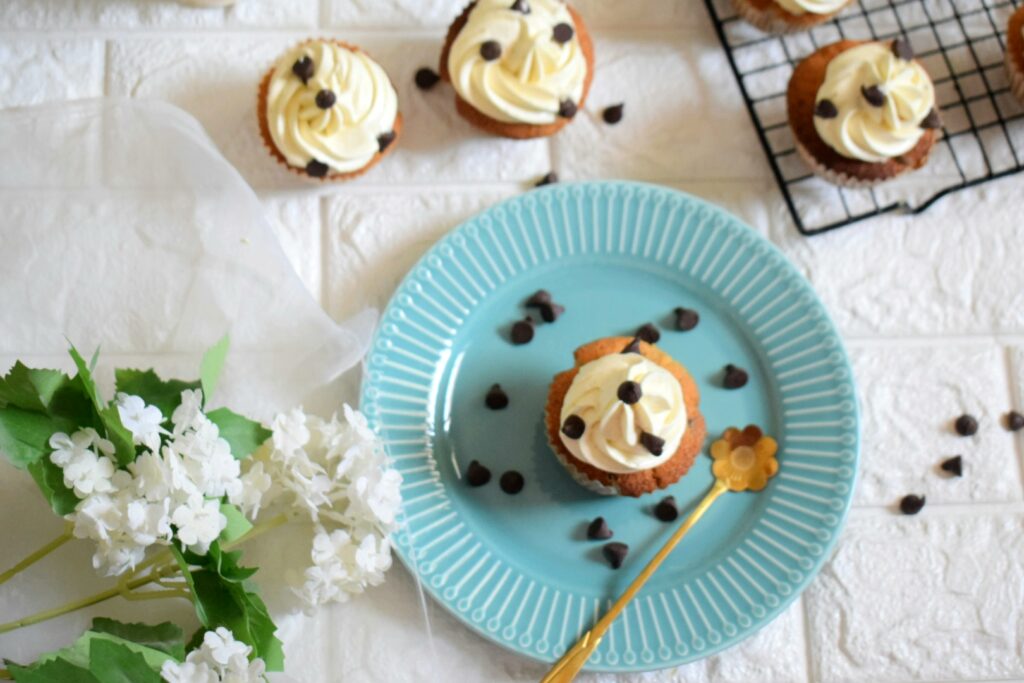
(360, 181), (858, 672)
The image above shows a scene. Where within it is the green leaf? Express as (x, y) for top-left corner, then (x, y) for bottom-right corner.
(89, 619), (185, 661)
(206, 408), (270, 460)
(5, 657), (99, 683)
(169, 544), (207, 626)
(189, 569), (284, 670)
(87, 638), (161, 683)
(97, 405), (135, 468)
(113, 369), (199, 422)
(68, 345), (104, 417)
(199, 335), (230, 404)
(0, 363), (69, 412)
(0, 408), (75, 469)
(219, 503), (253, 545)
(28, 457), (79, 515)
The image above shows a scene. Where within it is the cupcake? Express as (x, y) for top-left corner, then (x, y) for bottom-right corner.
(545, 337), (706, 497)
(787, 38), (941, 187)
(1008, 5), (1024, 105)
(258, 40), (402, 181)
(733, 0), (853, 33)
(439, 0), (595, 139)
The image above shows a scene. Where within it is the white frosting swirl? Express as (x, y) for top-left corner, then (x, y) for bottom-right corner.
(814, 42), (935, 163)
(775, 0), (848, 15)
(447, 0), (588, 125)
(558, 354), (687, 475)
(266, 41), (399, 174)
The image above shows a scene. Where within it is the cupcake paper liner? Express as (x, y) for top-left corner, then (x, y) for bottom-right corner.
(732, 0), (847, 34)
(1009, 49), (1024, 106)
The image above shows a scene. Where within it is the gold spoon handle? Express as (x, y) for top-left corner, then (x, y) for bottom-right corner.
(541, 479), (731, 683)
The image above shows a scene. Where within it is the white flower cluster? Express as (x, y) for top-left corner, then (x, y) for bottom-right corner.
(253, 405), (402, 610)
(49, 390), (267, 576)
(160, 627), (266, 683)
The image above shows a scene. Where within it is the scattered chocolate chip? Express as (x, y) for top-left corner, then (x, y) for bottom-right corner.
(558, 99), (577, 119)
(377, 131), (397, 152)
(510, 319), (534, 345)
(485, 384), (509, 410)
(587, 516), (613, 540)
(814, 99), (838, 119)
(466, 460), (491, 487)
(617, 381), (642, 405)
(892, 37), (914, 61)
(1006, 411), (1024, 431)
(920, 108), (942, 130)
(602, 103), (624, 125)
(602, 542), (629, 569)
(861, 84), (885, 107)
(500, 470), (524, 494)
(723, 364), (749, 389)
(552, 22), (574, 44)
(621, 337), (642, 354)
(481, 40), (502, 61)
(641, 431), (665, 456)
(535, 171), (559, 187)
(654, 496), (678, 522)
(940, 455), (963, 477)
(315, 89), (336, 109)
(562, 414), (585, 439)
(954, 414), (978, 436)
(510, 0), (530, 13)
(292, 56), (314, 84)
(539, 302), (565, 322)
(414, 67), (441, 90)
(899, 494), (926, 515)
(525, 290), (552, 307)
(306, 159), (329, 178)
(635, 323), (660, 344)
(674, 307), (700, 331)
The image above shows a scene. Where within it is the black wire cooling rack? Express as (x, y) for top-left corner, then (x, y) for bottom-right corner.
(705, 0), (1024, 235)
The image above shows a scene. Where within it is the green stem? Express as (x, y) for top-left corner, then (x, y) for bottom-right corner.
(122, 588), (190, 602)
(0, 524), (73, 586)
(222, 512), (289, 551)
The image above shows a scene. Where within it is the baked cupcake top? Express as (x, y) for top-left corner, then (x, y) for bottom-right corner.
(813, 40), (937, 163)
(266, 41), (399, 176)
(774, 0), (848, 15)
(446, 0), (588, 125)
(558, 353), (686, 474)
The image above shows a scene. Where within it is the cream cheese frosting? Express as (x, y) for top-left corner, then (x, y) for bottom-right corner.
(774, 0), (848, 15)
(266, 41), (398, 175)
(447, 0), (588, 125)
(558, 353), (686, 475)
(813, 41), (936, 163)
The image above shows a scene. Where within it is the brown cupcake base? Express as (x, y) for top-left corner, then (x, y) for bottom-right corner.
(256, 39), (402, 183)
(1009, 7), (1024, 105)
(439, 2), (596, 140)
(733, 0), (851, 33)
(786, 39), (937, 186)
(545, 337), (707, 498)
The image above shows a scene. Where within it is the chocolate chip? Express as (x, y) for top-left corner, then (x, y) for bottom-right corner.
(621, 337), (642, 354)
(892, 38), (914, 61)
(617, 381), (642, 404)
(292, 56), (314, 84)
(602, 103), (624, 125)
(499, 470), (524, 494)
(315, 89), (336, 109)
(920, 108), (942, 129)
(414, 67), (441, 90)
(466, 460), (491, 487)
(525, 290), (552, 307)
(635, 323), (660, 344)
(602, 542), (629, 569)
(723, 364), (749, 389)
(485, 384), (509, 410)
(899, 494), (926, 515)
(481, 40), (502, 61)
(306, 159), (329, 178)
(552, 23), (574, 44)
(654, 496), (678, 522)
(954, 414), (978, 436)
(861, 84), (885, 107)
(814, 99), (838, 119)
(377, 131), (397, 152)
(558, 99), (577, 119)
(587, 516), (613, 540)
(539, 302), (564, 322)
(641, 431), (665, 456)
(940, 455), (963, 477)
(562, 414), (585, 439)
(510, 319), (534, 345)
(1006, 411), (1024, 431)
(510, 0), (530, 12)
(674, 307), (699, 331)
(535, 171), (559, 187)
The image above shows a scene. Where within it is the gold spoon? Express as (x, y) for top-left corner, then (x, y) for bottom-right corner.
(541, 425), (779, 683)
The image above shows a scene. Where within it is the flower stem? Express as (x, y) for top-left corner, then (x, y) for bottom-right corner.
(0, 524), (73, 586)
(122, 588), (190, 602)
(222, 512), (290, 551)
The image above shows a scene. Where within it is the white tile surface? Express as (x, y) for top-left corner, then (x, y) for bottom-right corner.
(0, 0), (317, 29)
(0, 40), (103, 108)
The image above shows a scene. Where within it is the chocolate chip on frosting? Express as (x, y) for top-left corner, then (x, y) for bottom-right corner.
(641, 431), (665, 456)
(920, 108), (942, 130)
(654, 496), (679, 522)
(414, 67), (441, 90)
(899, 494), (926, 515)
(485, 384), (509, 410)
(814, 99), (838, 119)
(636, 323), (660, 344)
(892, 38), (915, 61)
(602, 103), (624, 125)
(674, 307), (699, 331)
(954, 414), (978, 436)
(723, 364), (749, 389)
(315, 89), (336, 109)
(510, 319), (534, 345)
(558, 99), (577, 119)
(535, 171), (559, 187)
(305, 159), (329, 178)
(617, 381), (642, 405)
(377, 131), (397, 152)
(552, 22), (574, 44)
(510, 0), (530, 13)
(602, 542), (629, 569)
(861, 84), (885, 107)
(587, 517), (613, 540)
(940, 455), (963, 477)
(480, 40), (502, 61)
(466, 460), (491, 487)
(562, 414), (585, 439)
(292, 56), (314, 84)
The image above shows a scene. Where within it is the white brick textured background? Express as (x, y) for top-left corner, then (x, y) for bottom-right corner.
(1, 1), (1024, 682)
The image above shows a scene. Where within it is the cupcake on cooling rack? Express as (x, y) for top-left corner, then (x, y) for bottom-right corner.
(545, 336), (706, 498)
(734, 0), (853, 33)
(258, 40), (402, 181)
(1008, 5), (1024, 105)
(439, 0), (595, 139)
(787, 38), (941, 186)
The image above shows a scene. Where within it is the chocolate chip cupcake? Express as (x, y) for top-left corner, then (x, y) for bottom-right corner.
(1008, 5), (1024, 105)
(439, 0), (595, 139)
(545, 337), (706, 498)
(787, 38), (941, 187)
(733, 0), (853, 33)
(258, 40), (402, 181)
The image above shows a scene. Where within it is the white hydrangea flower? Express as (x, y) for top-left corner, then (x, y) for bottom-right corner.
(270, 408), (311, 454)
(229, 461), (272, 521)
(160, 659), (219, 683)
(160, 627), (264, 683)
(62, 449), (116, 498)
(115, 393), (167, 451)
(49, 428), (114, 466)
(201, 627), (252, 670)
(70, 493), (121, 543)
(171, 496), (227, 555)
(171, 389), (204, 435)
